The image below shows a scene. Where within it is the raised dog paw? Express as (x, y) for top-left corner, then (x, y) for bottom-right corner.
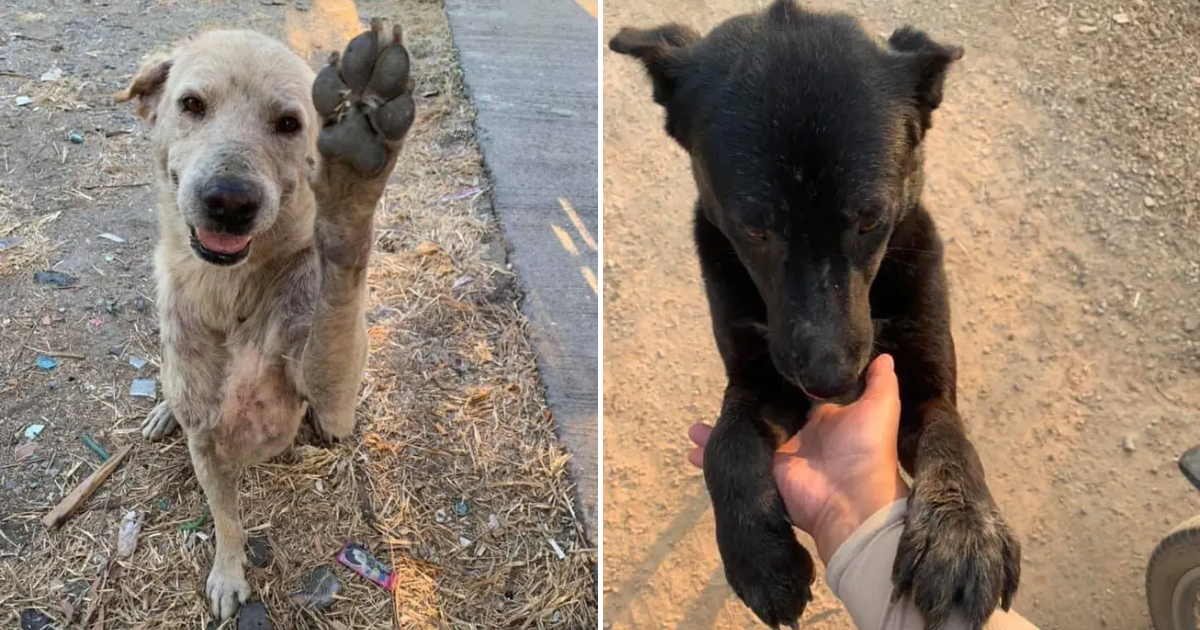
(141, 401), (178, 441)
(206, 561), (250, 620)
(313, 18), (416, 179)
(893, 474), (1021, 630)
(718, 511), (814, 629)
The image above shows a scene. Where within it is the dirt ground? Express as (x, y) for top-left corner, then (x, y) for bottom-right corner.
(603, 0), (1200, 629)
(0, 0), (594, 628)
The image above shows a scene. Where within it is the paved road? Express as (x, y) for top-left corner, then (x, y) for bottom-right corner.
(444, 0), (599, 540)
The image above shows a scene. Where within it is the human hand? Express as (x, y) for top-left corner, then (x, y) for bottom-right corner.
(688, 354), (909, 563)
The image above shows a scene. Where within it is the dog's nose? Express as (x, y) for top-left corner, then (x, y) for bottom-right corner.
(201, 179), (260, 234)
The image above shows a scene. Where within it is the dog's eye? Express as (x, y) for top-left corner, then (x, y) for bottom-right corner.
(859, 219), (883, 234)
(275, 116), (302, 134)
(745, 229), (769, 242)
(181, 96), (205, 116)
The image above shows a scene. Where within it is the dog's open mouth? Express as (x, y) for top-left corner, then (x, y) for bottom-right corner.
(189, 226), (252, 265)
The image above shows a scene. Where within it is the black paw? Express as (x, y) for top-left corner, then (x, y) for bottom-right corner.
(718, 509), (814, 629)
(313, 17), (416, 177)
(894, 475), (1021, 630)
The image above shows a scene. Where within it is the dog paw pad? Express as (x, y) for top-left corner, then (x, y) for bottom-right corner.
(312, 18), (415, 178)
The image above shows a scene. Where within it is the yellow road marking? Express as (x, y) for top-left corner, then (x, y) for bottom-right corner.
(575, 0), (598, 18)
(552, 224), (581, 257)
(284, 0), (361, 62)
(558, 197), (597, 252)
(580, 267), (598, 294)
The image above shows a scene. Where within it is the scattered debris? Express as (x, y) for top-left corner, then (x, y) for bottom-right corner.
(35, 355), (58, 370)
(98, 232), (126, 243)
(42, 445), (132, 529)
(88, 317), (103, 328)
(13, 441), (38, 461)
(19, 608), (54, 630)
(116, 510), (143, 558)
(178, 507), (210, 532)
(548, 538), (566, 560)
(156, 498), (169, 512)
(237, 602), (272, 630)
(39, 67), (63, 82)
(434, 508), (448, 523)
(81, 434), (110, 461)
(1144, 196), (1157, 208)
(289, 566), (341, 609)
(487, 513), (500, 530)
(1112, 12), (1130, 24)
(1123, 435), (1137, 453)
(128, 356), (148, 370)
(24, 424), (45, 440)
(15, 95), (32, 107)
(452, 275), (475, 290)
(33, 270), (77, 288)
(454, 497), (470, 516)
(67, 131), (84, 144)
(335, 543), (397, 590)
(130, 379), (157, 398)
(439, 185), (484, 202)
(248, 535), (272, 568)
(1078, 25), (1098, 33)
(459, 536), (473, 548)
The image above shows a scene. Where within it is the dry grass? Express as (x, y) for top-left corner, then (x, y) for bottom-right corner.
(0, 2), (595, 628)
(0, 187), (56, 276)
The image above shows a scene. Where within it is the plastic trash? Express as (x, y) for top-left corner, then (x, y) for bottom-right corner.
(335, 542), (397, 591)
(129, 379), (157, 398)
(116, 511), (142, 558)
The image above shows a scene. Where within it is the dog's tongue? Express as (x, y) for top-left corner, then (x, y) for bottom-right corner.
(196, 228), (251, 255)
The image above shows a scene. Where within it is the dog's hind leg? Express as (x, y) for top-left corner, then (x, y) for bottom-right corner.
(188, 436), (249, 620)
(300, 20), (416, 439)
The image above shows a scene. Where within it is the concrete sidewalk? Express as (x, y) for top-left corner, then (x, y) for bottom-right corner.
(444, 0), (598, 540)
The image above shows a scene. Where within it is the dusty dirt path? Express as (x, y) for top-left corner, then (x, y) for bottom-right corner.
(603, 1), (1200, 629)
(0, 0), (594, 627)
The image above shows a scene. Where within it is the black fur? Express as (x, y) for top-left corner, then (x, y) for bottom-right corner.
(610, 2), (1019, 629)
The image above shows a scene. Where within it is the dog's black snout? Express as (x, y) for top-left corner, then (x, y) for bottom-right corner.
(777, 334), (869, 402)
(201, 179), (261, 234)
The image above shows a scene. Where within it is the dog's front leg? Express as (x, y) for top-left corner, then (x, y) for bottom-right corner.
(705, 383), (813, 629)
(188, 436), (249, 619)
(874, 206), (1020, 630)
(302, 20), (416, 439)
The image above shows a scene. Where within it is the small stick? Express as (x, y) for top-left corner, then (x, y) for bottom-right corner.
(42, 446), (131, 529)
(26, 347), (87, 360)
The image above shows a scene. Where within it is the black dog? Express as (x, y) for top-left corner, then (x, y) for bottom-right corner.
(610, 2), (1020, 629)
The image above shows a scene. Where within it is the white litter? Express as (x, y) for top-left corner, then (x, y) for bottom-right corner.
(116, 511), (143, 558)
(548, 538), (565, 560)
(98, 233), (127, 243)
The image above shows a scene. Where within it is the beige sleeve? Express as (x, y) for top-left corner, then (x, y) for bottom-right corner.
(824, 499), (1039, 630)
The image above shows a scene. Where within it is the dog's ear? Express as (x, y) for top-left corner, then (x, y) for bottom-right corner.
(114, 52), (173, 124)
(609, 24), (699, 107)
(887, 27), (963, 131)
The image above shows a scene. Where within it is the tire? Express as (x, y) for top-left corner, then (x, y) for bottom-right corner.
(1148, 515), (1200, 630)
